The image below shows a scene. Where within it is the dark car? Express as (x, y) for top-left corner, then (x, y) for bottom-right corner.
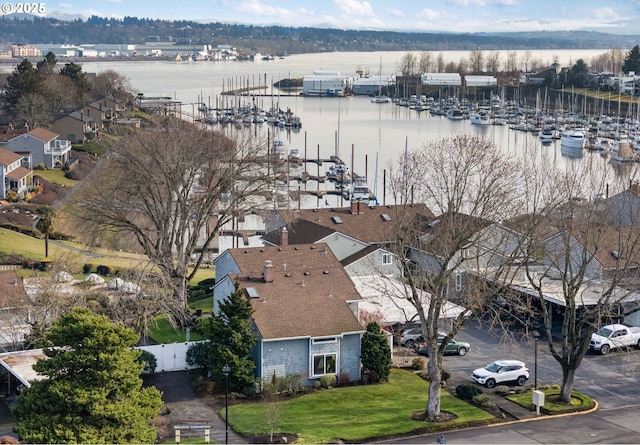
(416, 338), (471, 356)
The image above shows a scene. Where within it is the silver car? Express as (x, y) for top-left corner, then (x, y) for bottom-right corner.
(399, 327), (424, 348)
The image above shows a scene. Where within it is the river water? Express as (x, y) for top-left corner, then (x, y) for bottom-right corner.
(78, 50), (640, 207)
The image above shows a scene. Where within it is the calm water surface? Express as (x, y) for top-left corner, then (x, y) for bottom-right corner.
(80, 50), (639, 206)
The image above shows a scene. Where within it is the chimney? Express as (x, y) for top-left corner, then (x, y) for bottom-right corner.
(280, 226), (288, 246)
(350, 198), (358, 214)
(263, 260), (274, 283)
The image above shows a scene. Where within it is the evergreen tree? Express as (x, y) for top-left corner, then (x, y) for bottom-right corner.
(3, 59), (45, 119)
(360, 322), (392, 383)
(12, 308), (163, 444)
(36, 52), (58, 75)
(197, 283), (257, 393)
(622, 45), (640, 74)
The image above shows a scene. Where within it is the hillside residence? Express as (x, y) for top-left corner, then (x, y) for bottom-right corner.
(0, 147), (31, 199)
(341, 244), (400, 278)
(3, 128), (71, 169)
(211, 243), (365, 387)
(50, 110), (98, 144)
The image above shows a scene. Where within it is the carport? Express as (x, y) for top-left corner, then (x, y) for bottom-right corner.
(0, 349), (46, 393)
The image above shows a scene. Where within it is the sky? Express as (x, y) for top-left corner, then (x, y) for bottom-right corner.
(15, 0), (640, 35)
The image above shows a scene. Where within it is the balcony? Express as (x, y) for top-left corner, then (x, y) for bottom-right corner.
(46, 139), (71, 154)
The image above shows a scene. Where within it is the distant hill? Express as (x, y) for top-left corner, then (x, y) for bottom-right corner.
(0, 15), (638, 55)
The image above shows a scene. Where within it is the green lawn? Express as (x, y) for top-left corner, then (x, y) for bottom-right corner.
(32, 169), (78, 187)
(227, 369), (494, 443)
(506, 386), (595, 414)
(147, 314), (205, 344)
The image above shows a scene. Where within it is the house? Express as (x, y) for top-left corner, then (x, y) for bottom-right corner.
(341, 244), (400, 278)
(606, 181), (640, 226)
(100, 94), (127, 118)
(0, 147), (31, 199)
(4, 128), (71, 169)
(211, 243), (365, 386)
(263, 203), (435, 261)
(50, 110), (98, 143)
(408, 212), (492, 300)
(82, 101), (114, 131)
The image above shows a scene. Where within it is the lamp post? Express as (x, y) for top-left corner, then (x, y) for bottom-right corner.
(222, 364), (230, 444)
(532, 331), (539, 390)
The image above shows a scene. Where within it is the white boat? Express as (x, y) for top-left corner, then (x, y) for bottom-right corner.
(470, 111), (491, 125)
(345, 176), (376, 204)
(447, 108), (464, 120)
(560, 129), (586, 151)
(539, 127), (554, 143)
(371, 94), (391, 103)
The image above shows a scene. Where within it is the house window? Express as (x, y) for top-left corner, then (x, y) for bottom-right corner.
(313, 353), (336, 376)
(382, 253), (392, 265)
(456, 272), (462, 291)
(312, 337), (337, 344)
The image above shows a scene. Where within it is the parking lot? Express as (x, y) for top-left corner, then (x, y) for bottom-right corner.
(395, 320), (640, 411)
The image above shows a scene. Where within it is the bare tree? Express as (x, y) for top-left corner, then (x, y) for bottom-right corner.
(397, 52), (418, 77)
(90, 69), (133, 102)
(505, 51), (518, 73)
(468, 50), (484, 74)
(520, 50), (533, 72)
(384, 134), (525, 420)
(486, 51), (501, 76)
(14, 93), (51, 128)
(436, 53), (445, 73)
(519, 157), (640, 402)
(71, 117), (270, 315)
(419, 51), (433, 73)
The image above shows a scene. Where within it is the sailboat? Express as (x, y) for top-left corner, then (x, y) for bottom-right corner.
(371, 57), (391, 103)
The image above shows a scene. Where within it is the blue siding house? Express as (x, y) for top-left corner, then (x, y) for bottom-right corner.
(212, 243), (365, 386)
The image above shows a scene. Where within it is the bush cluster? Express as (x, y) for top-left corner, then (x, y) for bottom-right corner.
(456, 383), (483, 400)
(187, 278), (216, 303)
(0, 223), (41, 238)
(411, 357), (425, 370)
(96, 265), (114, 276)
(319, 374), (336, 389)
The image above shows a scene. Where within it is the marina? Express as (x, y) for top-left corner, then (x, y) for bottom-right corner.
(78, 50), (640, 207)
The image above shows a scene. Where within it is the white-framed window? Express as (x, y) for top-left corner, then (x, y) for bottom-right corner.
(382, 253), (393, 265)
(312, 353), (337, 376)
(456, 271), (462, 291)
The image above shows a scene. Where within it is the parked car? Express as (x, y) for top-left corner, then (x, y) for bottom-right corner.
(471, 359), (529, 388)
(399, 327), (424, 348)
(416, 338), (471, 356)
(590, 323), (640, 355)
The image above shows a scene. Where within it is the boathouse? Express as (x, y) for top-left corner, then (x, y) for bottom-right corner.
(302, 71), (353, 96)
(421, 73), (462, 86)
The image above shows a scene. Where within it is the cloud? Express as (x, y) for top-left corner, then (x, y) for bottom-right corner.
(333, 0), (374, 17)
(387, 8), (405, 18)
(451, 0), (486, 7)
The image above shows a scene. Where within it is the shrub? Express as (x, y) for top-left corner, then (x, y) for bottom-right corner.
(186, 342), (210, 369)
(96, 265), (114, 276)
(411, 357), (425, 370)
(313, 380), (322, 389)
(441, 369), (451, 381)
(83, 264), (94, 274)
(472, 394), (497, 409)
(337, 372), (351, 386)
(456, 383), (483, 400)
(138, 350), (157, 374)
(319, 374), (336, 389)
(49, 231), (72, 241)
(494, 385), (510, 396)
(6, 191), (18, 202)
(34, 163), (46, 170)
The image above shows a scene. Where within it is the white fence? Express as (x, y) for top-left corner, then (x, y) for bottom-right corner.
(136, 341), (206, 372)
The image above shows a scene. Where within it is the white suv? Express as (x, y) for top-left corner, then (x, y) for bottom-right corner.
(472, 360), (529, 388)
